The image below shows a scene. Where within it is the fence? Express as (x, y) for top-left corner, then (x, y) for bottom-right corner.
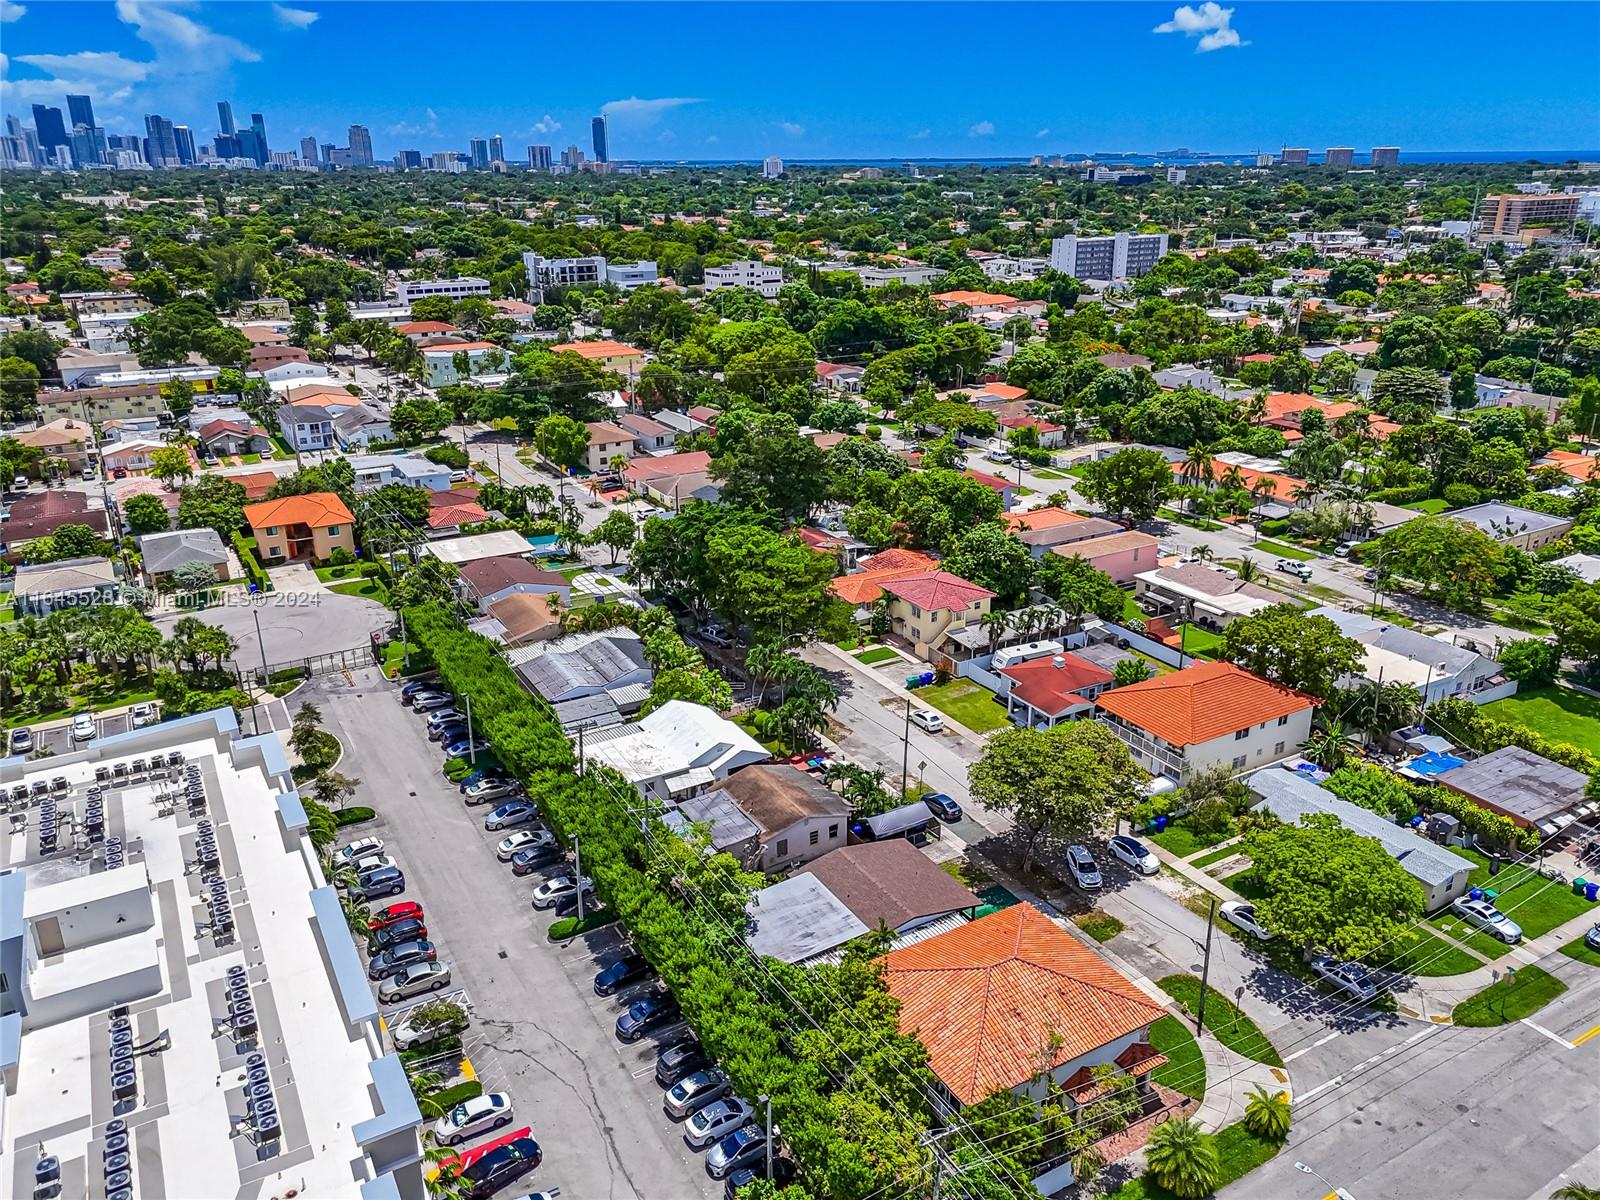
(1087, 620), (1188, 668)
(248, 641), (378, 683)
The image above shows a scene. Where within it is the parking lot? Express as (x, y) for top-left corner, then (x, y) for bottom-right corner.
(25, 709), (135, 756)
(303, 667), (720, 1200)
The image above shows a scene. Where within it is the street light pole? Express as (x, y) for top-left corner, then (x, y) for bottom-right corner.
(1293, 1160), (1337, 1196)
(760, 1092), (773, 1182)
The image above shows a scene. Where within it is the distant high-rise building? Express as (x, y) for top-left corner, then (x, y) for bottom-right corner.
(1325, 146), (1354, 167)
(1478, 192), (1579, 236)
(396, 149), (422, 169)
(237, 129), (263, 164)
(762, 155), (783, 179)
(1371, 146), (1400, 167)
(591, 114), (608, 163)
(66, 94), (96, 131)
(489, 134), (505, 164)
(250, 112), (269, 163)
(1280, 147), (1309, 165)
(107, 133), (140, 152)
(217, 101), (237, 136)
(143, 114), (179, 167)
(560, 144), (585, 168)
(1255, 152), (1275, 167)
(300, 136), (320, 164)
(469, 138), (490, 170)
(173, 125), (196, 165)
(215, 133), (240, 159)
(321, 142), (336, 165)
(348, 124), (374, 166)
(31, 104), (70, 154)
(527, 144), (552, 170)
(1049, 232), (1170, 280)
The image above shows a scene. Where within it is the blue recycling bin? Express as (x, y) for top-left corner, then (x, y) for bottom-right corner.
(1587, 882), (1599, 903)
(1156, 815), (1169, 832)
(1467, 887), (1483, 902)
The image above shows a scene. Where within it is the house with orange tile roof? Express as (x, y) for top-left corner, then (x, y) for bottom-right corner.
(1171, 458), (1305, 507)
(243, 492), (356, 564)
(971, 381), (1029, 405)
(998, 652), (1116, 726)
(931, 289), (1021, 314)
(1095, 659), (1319, 780)
(882, 902), (1168, 1113)
(879, 571), (995, 661)
(550, 339), (645, 374)
(856, 548), (939, 573)
(1001, 507), (1085, 533)
(1540, 450), (1600, 484)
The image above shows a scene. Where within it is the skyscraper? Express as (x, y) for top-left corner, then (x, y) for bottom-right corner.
(143, 113), (179, 167)
(469, 138), (489, 170)
(348, 124), (374, 166)
(561, 144), (585, 168)
(1371, 146), (1400, 167)
(396, 149), (422, 169)
(250, 113), (269, 163)
(591, 115), (608, 163)
(31, 104), (69, 154)
(488, 134), (505, 164)
(215, 133), (240, 159)
(66, 94), (96, 132)
(1280, 147), (1310, 165)
(1325, 147), (1354, 167)
(527, 144), (552, 170)
(173, 125), (196, 165)
(217, 101), (236, 136)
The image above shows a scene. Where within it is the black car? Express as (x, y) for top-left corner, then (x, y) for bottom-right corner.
(458, 1135), (541, 1198)
(511, 844), (564, 876)
(617, 994), (680, 1042)
(655, 1039), (710, 1086)
(923, 792), (962, 822)
(595, 953), (654, 996)
(553, 891), (602, 920)
(367, 939), (437, 980)
(429, 722), (470, 744)
(368, 917), (428, 953)
(724, 1156), (797, 1198)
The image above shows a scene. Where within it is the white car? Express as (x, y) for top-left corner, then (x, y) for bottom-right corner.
(129, 702), (157, 728)
(389, 1005), (468, 1050)
(1108, 834), (1159, 875)
(909, 710), (943, 734)
(684, 1097), (755, 1150)
(337, 837), (385, 866)
(432, 1092), (514, 1146)
(531, 873), (593, 910)
(379, 961), (451, 1002)
(984, 448), (1013, 465)
(1450, 896), (1523, 944)
(497, 829), (555, 861)
(1220, 900), (1274, 941)
(1065, 845), (1102, 890)
(351, 853), (399, 876)
(71, 713), (97, 742)
(1310, 955), (1378, 1003)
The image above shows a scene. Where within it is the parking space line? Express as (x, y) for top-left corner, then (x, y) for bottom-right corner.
(1521, 1019), (1576, 1050)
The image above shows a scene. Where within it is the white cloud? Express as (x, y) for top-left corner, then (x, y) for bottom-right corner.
(704, 134), (719, 144)
(656, 128), (676, 142)
(1153, 3), (1248, 51)
(386, 107), (439, 137)
(1, 48), (148, 105)
(600, 96), (703, 121)
(1, 1), (27, 23)
(969, 120), (995, 137)
(530, 113), (560, 135)
(781, 121), (805, 137)
(114, 0), (260, 63)
(271, 4), (319, 29)
(1036, 128), (1051, 138)
(910, 128), (930, 140)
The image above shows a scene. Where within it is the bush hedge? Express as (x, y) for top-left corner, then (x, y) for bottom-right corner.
(422, 1080), (481, 1110)
(548, 910), (618, 941)
(335, 806), (375, 827)
(232, 531), (270, 591)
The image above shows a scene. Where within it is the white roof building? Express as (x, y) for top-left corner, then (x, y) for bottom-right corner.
(418, 529), (533, 566)
(577, 701), (769, 801)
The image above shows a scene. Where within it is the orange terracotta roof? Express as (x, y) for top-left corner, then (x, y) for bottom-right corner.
(964, 468), (1013, 493)
(551, 339), (643, 359)
(880, 570), (995, 611)
(856, 548), (938, 572)
(224, 470), (279, 500)
(976, 382), (1028, 402)
(1094, 660), (1318, 747)
(1002, 507), (1086, 533)
(933, 289), (1019, 307)
(1543, 450), (1600, 483)
(427, 501), (490, 528)
(623, 450), (710, 483)
(882, 903), (1165, 1105)
(243, 491), (354, 531)
(1172, 459), (1299, 502)
(829, 564), (933, 606)
(396, 320), (459, 334)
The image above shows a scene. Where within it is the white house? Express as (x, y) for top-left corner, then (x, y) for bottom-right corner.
(703, 260), (784, 298)
(277, 403), (337, 452)
(422, 341), (502, 387)
(1308, 607), (1516, 705)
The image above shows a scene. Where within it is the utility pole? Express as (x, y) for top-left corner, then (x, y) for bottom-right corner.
(901, 697), (912, 799)
(1195, 895), (1217, 1035)
(760, 1093), (773, 1183)
(573, 834), (584, 921)
(398, 607), (410, 670)
(577, 725), (585, 776)
(464, 693), (476, 764)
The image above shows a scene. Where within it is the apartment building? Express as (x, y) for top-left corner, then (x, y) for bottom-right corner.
(1048, 233), (1170, 280)
(1476, 193), (1579, 236)
(703, 260), (784, 297)
(394, 276), (491, 305)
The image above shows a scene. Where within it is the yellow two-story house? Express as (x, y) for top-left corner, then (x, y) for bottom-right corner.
(243, 492), (356, 564)
(880, 571), (995, 662)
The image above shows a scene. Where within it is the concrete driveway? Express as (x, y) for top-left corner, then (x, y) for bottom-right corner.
(153, 592), (390, 671)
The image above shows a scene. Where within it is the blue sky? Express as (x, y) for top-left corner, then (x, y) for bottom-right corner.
(3, 2), (1598, 160)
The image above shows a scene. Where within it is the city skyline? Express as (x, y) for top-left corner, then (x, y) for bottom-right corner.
(2, 1), (1598, 161)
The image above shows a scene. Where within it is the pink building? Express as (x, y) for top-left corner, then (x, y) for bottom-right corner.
(1049, 530), (1160, 586)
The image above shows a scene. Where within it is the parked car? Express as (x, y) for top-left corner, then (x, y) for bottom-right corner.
(684, 1098), (754, 1150)
(553, 890), (601, 920)
(433, 1092), (515, 1146)
(460, 768), (513, 793)
(706, 1125), (768, 1180)
(368, 901), (423, 931)
(1363, 568), (1380, 583)
(984, 447), (1013, 465)
(428, 721), (470, 744)
(368, 940), (438, 980)
(664, 1068), (731, 1119)
(426, 707), (466, 729)
(700, 623), (733, 648)
(337, 837), (386, 866)
(1450, 896), (1524, 944)
(368, 917), (428, 953)
(401, 678), (440, 703)
(511, 844), (565, 876)
(617, 994), (681, 1042)
(1065, 845), (1102, 890)
(357, 865), (406, 900)
(378, 960), (451, 1002)
(497, 829), (555, 861)
(390, 1003), (468, 1050)
(1219, 900), (1273, 941)
(457, 1135), (541, 1199)
(656, 1040), (711, 1086)
(908, 709), (943, 733)
(484, 800), (539, 831)
(1275, 559), (1313, 581)
(129, 702), (157, 728)
(1108, 834), (1159, 875)
(531, 873), (593, 910)
(351, 853), (399, 876)
(1335, 540), (1359, 558)
(71, 713), (97, 742)
(443, 736), (481, 759)
(724, 1156), (797, 1198)
(1310, 954), (1379, 1002)
(923, 792), (962, 822)
(465, 778), (523, 806)
(595, 953), (654, 996)
(9, 726), (33, 754)
(413, 692), (457, 713)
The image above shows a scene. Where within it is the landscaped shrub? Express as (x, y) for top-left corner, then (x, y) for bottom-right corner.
(334, 806), (375, 827)
(548, 911), (617, 941)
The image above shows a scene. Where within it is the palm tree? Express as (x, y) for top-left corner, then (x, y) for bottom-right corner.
(1305, 716), (1357, 771)
(1550, 1186), (1600, 1200)
(1242, 1085), (1292, 1140)
(978, 610), (1012, 652)
(339, 890), (370, 939)
(1143, 1117), (1221, 1199)
(1236, 555), (1261, 582)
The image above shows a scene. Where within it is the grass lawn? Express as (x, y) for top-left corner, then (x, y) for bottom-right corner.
(1171, 624), (1224, 659)
(1559, 932), (1600, 967)
(915, 678), (1010, 733)
(1386, 928), (1484, 977)
(1482, 685), (1600, 757)
(1427, 843), (1596, 944)
(1104, 1122), (1283, 1200)
(1405, 498), (1451, 514)
(1157, 974), (1283, 1066)
(1120, 591), (1145, 624)
(1146, 1015), (1205, 1101)
(314, 563), (367, 582)
(940, 857), (994, 890)
(1452, 964), (1567, 1026)
(383, 641), (431, 676)
(1147, 820), (1228, 859)
(1032, 467), (1068, 479)
(1220, 868), (1269, 901)
(1192, 844), (1245, 870)
(1255, 538), (1315, 561)
(855, 646), (900, 665)
(239, 452), (262, 464)
(1074, 911), (1125, 942)
(329, 577), (388, 600)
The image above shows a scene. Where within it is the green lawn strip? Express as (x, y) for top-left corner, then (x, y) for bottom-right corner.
(1384, 927), (1484, 977)
(1404, 498), (1451, 514)
(1425, 847), (1597, 941)
(1170, 624), (1224, 658)
(1146, 1015), (1205, 1101)
(1255, 539), (1316, 561)
(1452, 965), (1566, 1026)
(855, 646), (900, 665)
(940, 858), (994, 890)
(1191, 844), (1246, 870)
(1220, 868), (1269, 901)
(329, 578), (388, 600)
(1104, 1122), (1282, 1200)
(914, 679), (1010, 733)
(1156, 974), (1282, 1067)
(1482, 685), (1600, 756)
(1147, 820), (1228, 858)
(1559, 934), (1600, 967)
(1120, 592), (1145, 623)
(1074, 911), (1125, 943)
(1032, 467), (1068, 479)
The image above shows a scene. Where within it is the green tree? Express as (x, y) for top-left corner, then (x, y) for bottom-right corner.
(172, 560), (220, 592)
(1143, 1117), (1221, 1200)
(589, 509), (637, 565)
(389, 557), (461, 610)
(1551, 583), (1600, 668)
(1498, 637), (1560, 686)
(1218, 604), (1364, 698)
(123, 492), (171, 535)
(1244, 812), (1426, 958)
(0, 356), (41, 419)
(941, 524), (1034, 603)
(1375, 515), (1504, 609)
(967, 723), (1143, 872)
(1370, 366), (1448, 413)
(533, 413), (590, 472)
(710, 409), (830, 522)
(1035, 553), (1127, 623)
(177, 474), (247, 539)
(1078, 448), (1174, 523)
(702, 525), (837, 644)
(149, 444), (195, 488)
(1242, 1085), (1292, 1141)
(1113, 657), (1152, 687)
(160, 378), (197, 420)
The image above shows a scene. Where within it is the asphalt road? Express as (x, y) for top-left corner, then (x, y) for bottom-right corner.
(303, 667), (719, 1200)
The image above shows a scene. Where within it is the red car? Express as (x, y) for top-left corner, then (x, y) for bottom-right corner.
(112, 467), (128, 479)
(368, 901), (424, 931)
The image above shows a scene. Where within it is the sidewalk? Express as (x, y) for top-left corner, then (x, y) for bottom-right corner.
(1394, 905), (1600, 1018)
(1194, 1027), (1291, 1132)
(1146, 838), (1245, 903)
(811, 640), (994, 749)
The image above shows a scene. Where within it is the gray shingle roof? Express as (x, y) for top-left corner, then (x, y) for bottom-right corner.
(139, 527), (229, 574)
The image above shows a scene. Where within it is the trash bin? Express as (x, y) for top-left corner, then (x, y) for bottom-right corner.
(1587, 882), (1599, 903)
(1574, 877), (1588, 895)
(1467, 887), (1483, 902)
(1156, 816), (1169, 832)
